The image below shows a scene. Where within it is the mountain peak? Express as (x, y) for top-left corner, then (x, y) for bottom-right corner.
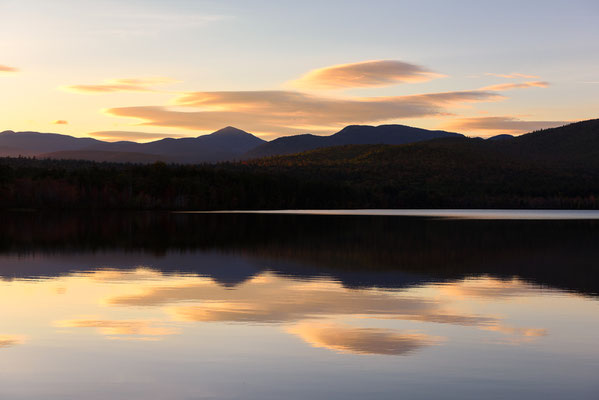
(208, 126), (250, 137)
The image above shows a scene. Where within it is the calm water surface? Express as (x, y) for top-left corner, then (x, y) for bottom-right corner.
(0, 212), (598, 399)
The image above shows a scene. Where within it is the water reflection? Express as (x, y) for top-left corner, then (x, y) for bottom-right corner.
(0, 335), (24, 348)
(286, 322), (441, 355)
(0, 212), (598, 399)
(1, 212), (598, 295)
(0, 268), (557, 355)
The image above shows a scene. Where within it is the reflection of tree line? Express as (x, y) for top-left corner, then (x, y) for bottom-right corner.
(0, 212), (598, 295)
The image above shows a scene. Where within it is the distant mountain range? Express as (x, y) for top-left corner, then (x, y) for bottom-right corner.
(0, 124), (465, 163)
(246, 125), (463, 158)
(1, 119), (598, 211)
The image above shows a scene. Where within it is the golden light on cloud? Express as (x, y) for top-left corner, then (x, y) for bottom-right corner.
(89, 130), (192, 142)
(52, 120), (68, 125)
(291, 60), (445, 89)
(0, 64), (19, 73)
(287, 322), (441, 355)
(106, 89), (501, 134)
(481, 81), (549, 91)
(63, 77), (177, 94)
(442, 116), (568, 134)
(486, 73), (541, 79)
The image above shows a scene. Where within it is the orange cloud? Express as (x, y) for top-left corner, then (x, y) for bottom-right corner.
(89, 130), (192, 142)
(481, 81), (549, 91)
(287, 322), (441, 355)
(52, 120), (68, 125)
(442, 116), (568, 134)
(63, 77), (176, 94)
(0, 64), (18, 73)
(291, 60), (444, 89)
(106, 89), (501, 134)
(486, 73), (541, 79)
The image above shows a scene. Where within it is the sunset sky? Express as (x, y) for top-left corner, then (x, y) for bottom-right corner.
(1, 0), (598, 141)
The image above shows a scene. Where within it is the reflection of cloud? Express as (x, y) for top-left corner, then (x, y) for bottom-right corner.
(482, 81), (549, 91)
(56, 318), (178, 339)
(86, 268), (165, 282)
(486, 73), (540, 79)
(442, 116), (567, 134)
(89, 130), (192, 142)
(291, 60), (444, 89)
(287, 322), (441, 355)
(484, 325), (547, 337)
(0, 335), (24, 348)
(64, 77), (176, 94)
(439, 277), (540, 300)
(110, 276), (497, 327)
(0, 65), (19, 73)
(106, 89), (501, 134)
(52, 120), (68, 125)
(104, 273), (550, 352)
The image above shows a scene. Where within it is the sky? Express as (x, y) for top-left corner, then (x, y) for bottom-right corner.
(1, 0), (598, 141)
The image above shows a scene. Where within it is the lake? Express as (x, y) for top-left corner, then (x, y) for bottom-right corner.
(1, 211), (598, 399)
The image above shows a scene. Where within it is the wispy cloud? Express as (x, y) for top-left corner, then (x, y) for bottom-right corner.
(486, 72), (541, 79)
(0, 64), (19, 73)
(89, 130), (192, 142)
(64, 77), (177, 94)
(481, 81), (549, 91)
(442, 116), (567, 135)
(91, 61), (556, 136)
(106, 89), (501, 135)
(52, 120), (68, 125)
(291, 60), (444, 89)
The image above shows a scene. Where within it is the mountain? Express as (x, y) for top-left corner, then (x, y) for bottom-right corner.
(0, 124), (462, 163)
(3, 120), (597, 165)
(87, 126), (266, 163)
(0, 126), (265, 163)
(0, 130), (102, 155)
(497, 119), (599, 164)
(486, 134), (514, 141)
(1, 118), (598, 210)
(244, 124), (464, 158)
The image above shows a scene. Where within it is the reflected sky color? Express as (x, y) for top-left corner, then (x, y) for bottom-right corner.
(1, 212), (599, 399)
(0, 266), (598, 399)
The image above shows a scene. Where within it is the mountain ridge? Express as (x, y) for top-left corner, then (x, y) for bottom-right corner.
(2, 119), (597, 164)
(1, 124), (464, 163)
